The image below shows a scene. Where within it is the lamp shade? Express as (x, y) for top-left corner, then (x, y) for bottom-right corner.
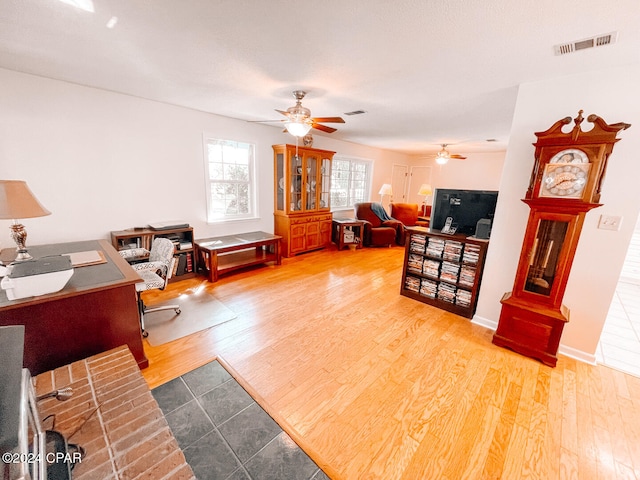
(285, 121), (312, 137)
(378, 184), (393, 196)
(418, 184), (432, 196)
(0, 180), (51, 219)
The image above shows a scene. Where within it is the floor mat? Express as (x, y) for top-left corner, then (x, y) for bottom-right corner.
(152, 360), (329, 480)
(144, 298), (237, 346)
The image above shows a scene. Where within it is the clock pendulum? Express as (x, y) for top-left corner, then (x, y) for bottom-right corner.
(492, 110), (630, 367)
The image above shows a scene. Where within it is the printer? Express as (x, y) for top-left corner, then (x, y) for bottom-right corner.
(0, 255), (74, 300)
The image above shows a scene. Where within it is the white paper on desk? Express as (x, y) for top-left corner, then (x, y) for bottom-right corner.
(65, 250), (105, 267)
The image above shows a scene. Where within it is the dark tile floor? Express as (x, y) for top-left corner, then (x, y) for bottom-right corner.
(152, 360), (329, 480)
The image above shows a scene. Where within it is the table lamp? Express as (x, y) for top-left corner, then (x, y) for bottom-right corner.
(418, 183), (433, 216)
(0, 180), (51, 261)
(378, 184), (393, 204)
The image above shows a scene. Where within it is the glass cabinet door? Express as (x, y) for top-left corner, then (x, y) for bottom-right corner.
(305, 153), (318, 210)
(276, 153), (284, 211)
(275, 146), (333, 214)
(289, 153), (303, 212)
(319, 157), (331, 210)
(524, 219), (569, 296)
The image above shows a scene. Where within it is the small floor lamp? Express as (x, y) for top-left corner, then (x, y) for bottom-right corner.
(418, 183), (433, 216)
(0, 180), (51, 261)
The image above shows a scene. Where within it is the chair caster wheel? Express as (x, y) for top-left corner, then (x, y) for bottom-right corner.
(142, 330), (149, 338)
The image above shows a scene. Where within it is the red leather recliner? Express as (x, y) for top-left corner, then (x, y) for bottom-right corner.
(391, 203), (430, 244)
(354, 202), (402, 247)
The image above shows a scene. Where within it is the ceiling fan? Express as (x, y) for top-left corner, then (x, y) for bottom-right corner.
(435, 144), (467, 164)
(255, 90), (345, 137)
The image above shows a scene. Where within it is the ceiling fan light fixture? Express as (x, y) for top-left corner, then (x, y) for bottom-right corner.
(285, 121), (312, 137)
(435, 152), (449, 165)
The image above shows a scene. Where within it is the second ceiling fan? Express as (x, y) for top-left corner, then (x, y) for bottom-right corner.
(435, 144), (467, 164)
(260, 90), (345, 136)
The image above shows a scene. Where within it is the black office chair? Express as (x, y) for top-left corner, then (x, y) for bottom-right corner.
(119, 237), (180, 337)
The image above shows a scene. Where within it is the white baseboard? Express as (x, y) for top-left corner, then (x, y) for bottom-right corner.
(471, 315), (596, 365)
(558, 344), (597, 365)
(471, 315), (497, 331)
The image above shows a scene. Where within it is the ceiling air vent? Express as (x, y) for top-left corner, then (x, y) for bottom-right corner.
(554, 31), (617, 56)
(344, 110), (366, 116)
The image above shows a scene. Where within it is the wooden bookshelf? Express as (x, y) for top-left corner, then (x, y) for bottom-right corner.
(110, 226), (196, 282)
(400, 227), (488, 318)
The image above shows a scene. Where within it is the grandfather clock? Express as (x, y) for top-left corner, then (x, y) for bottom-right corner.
(492, 111), (630, 367)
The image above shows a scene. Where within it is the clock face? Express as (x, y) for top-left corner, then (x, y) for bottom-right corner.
(540, 163), (590, 198)
(549, 148), (589, 164)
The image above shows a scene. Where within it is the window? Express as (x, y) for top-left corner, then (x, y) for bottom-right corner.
(204, 138), (256, 222)
(330, 156), (373, 209)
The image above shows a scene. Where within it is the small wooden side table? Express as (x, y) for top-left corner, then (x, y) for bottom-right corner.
(332, 219), (364, 250)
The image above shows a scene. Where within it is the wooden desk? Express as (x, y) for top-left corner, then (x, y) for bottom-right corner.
(0, 240), (147, 375)
(195, 231), (281, 282)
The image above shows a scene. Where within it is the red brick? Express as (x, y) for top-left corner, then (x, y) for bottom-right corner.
(37, 384), (94, 421)
(94, 372), (143, 399)
(92, 362), (139, 384)
(98, 384), (150, 414)
(63, 412), (105, 447)
(93, 365), (140, 389)
(165, 463), (197, 480)
(127, 449), (191, 480)
(70, 434), (108, 461)
(53, 364), (72, 388)
(87, 348), (132, 372)
(70, 441), (112, 479)
(70, 359), (89, 382)
(86, 345), (130, 363)
(33, 370), (54, 396)
(73, 456), (117, 480)
(104, 395), (157, 431)
(110, 416), (167, 455)
(113, 426), (175, 472)
(106, 408), (165, 445)
(117, 434), (179, 479)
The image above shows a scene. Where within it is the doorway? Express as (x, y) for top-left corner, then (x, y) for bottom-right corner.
(597, 211), (640, 377)
(391, 164), (408, 203)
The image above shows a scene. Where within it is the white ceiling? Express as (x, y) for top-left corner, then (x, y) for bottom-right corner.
(1, 0), (639, 155)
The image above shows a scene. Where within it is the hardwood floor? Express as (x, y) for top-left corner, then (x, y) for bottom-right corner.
(140, 245), (640, 480)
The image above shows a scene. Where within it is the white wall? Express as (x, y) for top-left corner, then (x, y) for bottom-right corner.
(410, 151), (506, 195)
(0, 68), (410, 247)
(474, 63), (640, 363)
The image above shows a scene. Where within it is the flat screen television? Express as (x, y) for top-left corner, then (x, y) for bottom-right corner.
(430, 189), (499, 236)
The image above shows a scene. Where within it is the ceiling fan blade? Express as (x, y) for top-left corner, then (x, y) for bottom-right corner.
(248, 119), (285, 123)
(275, 109), (290, 117)
(310, 116), (345, 124)
(312, 123), (337, 133)
(450, 154), (467, 159)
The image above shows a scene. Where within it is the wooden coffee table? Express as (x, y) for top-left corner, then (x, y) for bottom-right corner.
(195, 231), (282, 282)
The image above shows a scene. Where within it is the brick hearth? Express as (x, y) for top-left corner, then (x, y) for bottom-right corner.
(34, 346), (194, 480)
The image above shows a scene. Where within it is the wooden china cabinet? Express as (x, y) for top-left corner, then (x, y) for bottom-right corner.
(273, 144), (335, 257)
(492, 111), (630, 367)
